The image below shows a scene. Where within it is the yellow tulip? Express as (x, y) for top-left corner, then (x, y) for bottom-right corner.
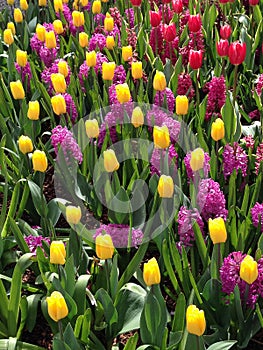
(86, 51), (97, 67)
(103, 149), (119, 172)
(153, 70), (166, 91)
(189, 148), (204, 172)
(157, 175), (174, 198)
(50, 241), (66, 265)
(153, 125), (170, 149)
(46, 291), (68, 322)
(115, 83), (131, 104)
(14, 8), (23, 23)
(85, 119), (99, 138)
(51, 94), (66, 115)
(211, 118), (225, 141)
(54, 0), (63, 12)
(10, 80), (25, 100)
(176, 95), (188, 115)
(3, 29), (14, 45)
(65, 205), (82, 224)
(240, 255), (258, 285)
(131, 106), (144, 128)
(102, 61), (115, 81)
(186, 305), (206, 336)
(106, 36), (115, 50)
(92, 0), (101, 13)
(20, 0), (28, 10)
(51, 73), (67, 93)
(38, 0), (47, 6)
(16, 49), (27, 67)
(122, 45), (132, 62)
(143, 257), (161, 286)
(57, 61), (69, 78)
(79, 32), (89, 48)
(72, 10), (85, 27)
(208, 217), (227, 244)
(131, 61), (143, 80)
(45, 30), (56, 49)
(7, 0), (15, 5)
(95, 234), (114, 259)
(80, 0), (88, 5)
(32, 150), (48, 172)
(7, 22), (16, 35)
(53, 19), (64, 34)
(27, 101), (40, 120)
(104, 13), (114, 32)
(18, 135), (33, 154)
(36, 24), (46, 42)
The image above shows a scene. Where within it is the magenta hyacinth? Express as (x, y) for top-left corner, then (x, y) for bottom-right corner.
(222, 143), (248, 179)
(89, 33), (106, 51)
(204, 76), (226, 120)
(255, 142), (263, 175)
(177, 73), (195, 99)
(153, 88), (175, 112)
(251, 202), (263, 232)
(41, 59), (71, 95)
(15, 62), (32, 84)
(184, 151), (210, 181)
(24, 235), (50, 255)
(150, 145), (178, 176)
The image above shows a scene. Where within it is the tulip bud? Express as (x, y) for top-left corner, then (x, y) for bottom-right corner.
(92, 0), (101, 14)
(57, 61), (69, 78)
(32, 150), (48, 172)
(53, 19), (64, 34)
(131, 106), (144, 128)
(103, 149), (119, 172)
(36, 24), (46, 42)
(51, 94), (66, 115)
(20, 0), (28, 11)
(130, 0), (142, 5)
(95, 234), (114, 259)
(131, 61), (143, 80)
(45, 31), (56, 49)
(143, 257), (161, 286)
(163, 23), (176, 42)
(172, 0), (183, 13)
(14, 8), (23, 23)
(18, 135), (33, 154)
(249, 0), (259, 5)
(46, 291), (68, 322)
(79, 32), (89, 48)
(176, 95), (188, 115)
(122, 45), (132, 62)
(86, 50), (97, 67)
(219, 0), (229, 3)
(7, 22), (16, 35)
(3, 29), (14, 45)
(190, 148), (204, 171)
(211, 118), (225, 141)
(149, 11), (161, 27)
(50, 241), (66, 265)
(188, 14), (202, 33)
(153, 125), (170, 149)
(51, 73), (67, 93)
(240, 255), (258, 284)
(186, 305), (206, 336)
(106, 36), (115, 50)
(115, 83), (131, 104)
(216, 39), (229, 57)
(157, 175), (174, 198)
(104, 13), (114, 32)
(220, 24), (231, 39)
(72, 10), (84, 27)
(28, 101), (40, 120)
(7, 0), (15, 5)
(189, 49), (203, 69)
(208, 217), (227, 244)
(228, 41), (246, 65)
(16, 49), (27, 67)
(85, 119), (99, 138)
(54, 0), (63, 12)
(38, 0), (47, 6)
(80, 0), (88, 5)
(10, 80), (25, 100)
(102, 61), (115, 80)
(66, 205), (81, 224)
(153, 70), (166, 91)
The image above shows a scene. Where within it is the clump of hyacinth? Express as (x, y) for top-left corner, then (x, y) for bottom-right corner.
(149, 26), (164, 58)
(220, 252), (263, 308)
(197, 178), (228, 221)
(62, 93), (78, 123)
(113, 65), (126, 85)
(204, 76), (226, 120)
(15, 62), (32, 85)
(94, 14), (106, 26)
(125, 8), (135, 28)
(177, 73), (195, 99)
(251, 202), (263, 232)
(255, 73), (263, 96)
(127, 28), (137, 49)
(55, 4), (84, 36)
(255, 142), (263, 175)
(109, 7), (122, 28)
(248, 109), (260, 121)
(24, 235), (50, 255)
(241, 135), (255, 149)
(89, 33), (106, 51)
(163, 38), (179, 65)
(222, 143), (248, 179)
(51, 125), (82, 164)
(93, 224), (143, 248)
(150, 145), (178, 176)
(41, 59), (71, 95)
(154, 88), (175, 112)
(184, 151), (210, 181)
(159, 4), (174, 24)
(177, 206), (204, 251)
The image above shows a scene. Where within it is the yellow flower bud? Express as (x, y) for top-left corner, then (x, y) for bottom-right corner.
(3, 29), (14, 45)
(46, 291), (68, 322)
(53, 19), (64, 34)
(54, 0), (63, 12)
(79, 32), (89, 48)
(57, 61), (69, 78)
(106, 36), (115, 50)
(104, 13), (114, 32)
(72, 10), (85, 27)
(10, 80), (25, 100)
(122, 45), (132, 61)
(131, 61), (143, 80)
(240, 255), (258, 285)
(85, 119), (99, 138)
(115, 83), (131, 104)
(186, 305), (206, 336)
(50, 241), (66, 265)
(92, 0), (101, 14)
(143, 257), (161, 286)
(51, 73), (67, 93)
(208, 217), (227, 244)
(38, 0), (47, 6)
(153, 70), (166, 91)
(189, 148), (204, 172)
(32, 150), (48, 172)
(103, 149), (119, 172)
(65, 205), (82, 224)
(211, 118), (225, 141)
(7, 0), (15, 5)
(157, 175), (174, 198)
(72, 0), (78, 9)
(45, 30), (56, 49)
(86, 50), (97, 67)
(102, 61), (115, 81)
(95, 234), (114, 259)
(153, 125), (170, 149)
(18, 135), (33, 154)
(51, 94), (66, 115)
(14, 8), (23, 23)
(20, 0), (28, 11)
(176, 95), (188, 115)
(7, 22), (16, 35)
(27, 101), (40, 120)
(80, 0), (88, 6)
(36, 24), (46, 42)
(16, 49), (27, 67)
(131, 107), (144, 128)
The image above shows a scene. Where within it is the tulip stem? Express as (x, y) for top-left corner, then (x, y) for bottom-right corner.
(195, 69), (200, 116)
(105, 259), (110, 293)
(232, 64), (238, 111)
(58, 320), (64, 342)
(196, 335), (200, 350)
(155, 27), (158, 56)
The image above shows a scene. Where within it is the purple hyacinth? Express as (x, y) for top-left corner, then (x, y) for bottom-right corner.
(255, 143), (263, 175)
(222, 143), (248, 179)
(154, 88), (175, 113)
(24, 235), (50, 255)
(41, 59), (71, 95)
(93, 224), (143, 248)
(61, 93), (78, 123)
(51, 125), (82, 164)
(204, 76), (226, 121)
(251, 202), (263, 232)
(15, 62), (32, 84)
(177, 73), (195, 99)
(39, 46), (58, 68)
(89, 33), (106, 51)
(184, 151), (210, 181)
(113, 65), (126, 85)
(150, 145), (178, 176)
(196, 178), (228, 221)
(125, 8), (135, 28)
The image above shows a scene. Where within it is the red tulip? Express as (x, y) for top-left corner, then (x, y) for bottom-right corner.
(150, 11), (161, 27)
(220, 24), (231, 39)
(163, 23), (176, 42)
(249, 0), (259, 5)
(172, 0), (183, 13)
(228, 41), (246, 65)
(189, 49), (203, 69)
(188, 14), (202, 33)
(216, 39), (229, 57)
(219, 0), (229, 3)
(162, 0), (171, 3)
(130, 0), (142, 6)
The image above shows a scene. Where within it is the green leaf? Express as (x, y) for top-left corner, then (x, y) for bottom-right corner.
(28, 180), (48, 217)
(207, 340), (237, 350)
(123, 333), (139, 350)
(73, 275), (91, 316)
(26, 294), (42, 332)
